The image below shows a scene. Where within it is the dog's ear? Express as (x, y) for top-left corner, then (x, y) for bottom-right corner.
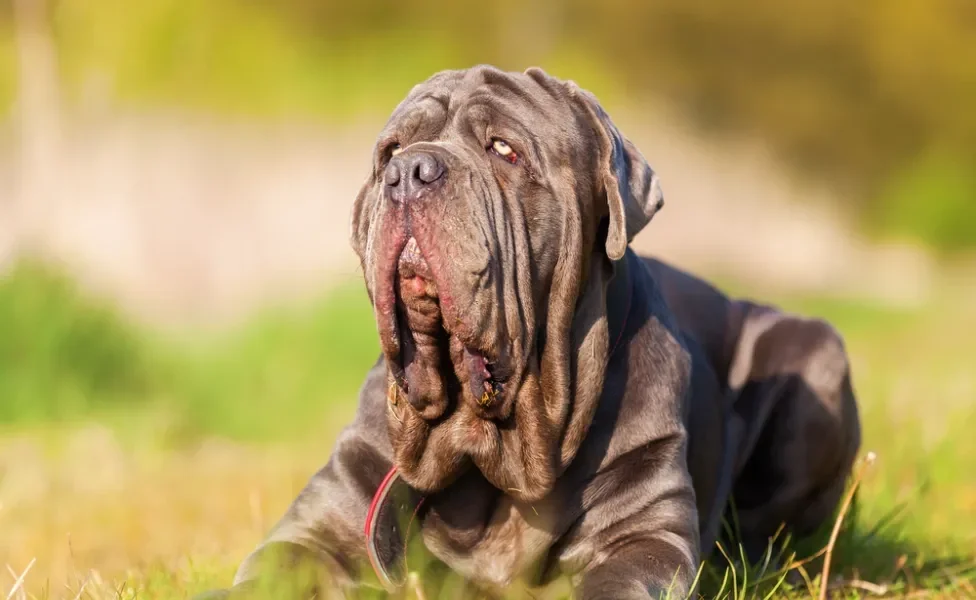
(570, 86), (664, 261)
(349, 179), (371, 263)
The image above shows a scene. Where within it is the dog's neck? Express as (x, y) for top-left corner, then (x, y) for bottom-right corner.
(604, 251), (635, 357)
(383, 247), (638, 503)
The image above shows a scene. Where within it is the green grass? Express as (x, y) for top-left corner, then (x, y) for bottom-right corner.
(0, 259), (379, 441)
(169, 283), (379, 442)
(0, 260), (159, 425)
(0, 259), (974, 598)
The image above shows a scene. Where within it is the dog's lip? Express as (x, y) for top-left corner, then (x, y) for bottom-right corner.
(390, 289), (509, 405)
(397, 237), (436, 284)
(391, 318), (507, 390)
(384, 233), (512, 411)
(463, 345), (511, 407)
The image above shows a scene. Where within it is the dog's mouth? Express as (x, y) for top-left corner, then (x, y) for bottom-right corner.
(389, 237), (510, 420)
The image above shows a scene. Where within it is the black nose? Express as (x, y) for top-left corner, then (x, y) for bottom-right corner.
(384, 151), (446, 203)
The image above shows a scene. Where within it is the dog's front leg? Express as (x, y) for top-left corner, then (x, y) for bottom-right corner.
(191, 364), (400, 599)
(197, 411), (394, 599)
(199, 541), (347, 600)
(573, 435), (701, 600)
(577, 533), (699, 600)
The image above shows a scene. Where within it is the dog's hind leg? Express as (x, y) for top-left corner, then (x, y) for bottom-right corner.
(724, 308), (861, 563)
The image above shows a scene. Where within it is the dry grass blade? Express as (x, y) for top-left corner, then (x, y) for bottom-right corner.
(827, 578), (889, 595)
(5, 558), (36, 600)
(795, 564), (816, 599)
(818, 451), (877, 600)
(71, 574), (91, 600)
(715, 542), (739, 598)
(407, 571), (427, 600)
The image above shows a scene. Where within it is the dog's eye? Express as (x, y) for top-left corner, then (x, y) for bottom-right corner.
(489, 138), (518, 163)
(390, 143), (404, 157)
(491, 139), (513, 156)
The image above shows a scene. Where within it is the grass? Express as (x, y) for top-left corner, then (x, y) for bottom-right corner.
(0, 259), (379, 440)
(0, 260), (974, 598)
(0, 261), (158, 425)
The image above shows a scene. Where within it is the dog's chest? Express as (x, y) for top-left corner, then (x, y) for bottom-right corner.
(416, 491), (567, 588)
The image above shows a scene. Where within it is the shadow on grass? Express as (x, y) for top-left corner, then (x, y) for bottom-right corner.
(699, 496), (976, 599)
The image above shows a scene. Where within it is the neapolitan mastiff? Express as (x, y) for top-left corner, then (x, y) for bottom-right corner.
(206, 66), (860, 599)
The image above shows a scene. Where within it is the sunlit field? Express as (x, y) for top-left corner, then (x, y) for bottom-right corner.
(1, 262), (974, 599)
(3, 1), (976, 597)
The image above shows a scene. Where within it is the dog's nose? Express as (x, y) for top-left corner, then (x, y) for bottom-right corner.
(384, 151), (446, 203)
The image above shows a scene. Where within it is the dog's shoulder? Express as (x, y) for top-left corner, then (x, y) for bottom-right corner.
(638, 254), (758, 388)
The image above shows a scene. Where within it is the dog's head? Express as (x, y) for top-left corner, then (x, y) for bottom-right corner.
(350, 65), (663, 501)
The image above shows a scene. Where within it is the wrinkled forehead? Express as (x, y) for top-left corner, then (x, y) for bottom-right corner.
(380, 67), (577, 142)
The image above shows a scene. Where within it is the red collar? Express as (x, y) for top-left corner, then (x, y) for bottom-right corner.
(363, 468), (425, 590)
(364, 257), (634, 590)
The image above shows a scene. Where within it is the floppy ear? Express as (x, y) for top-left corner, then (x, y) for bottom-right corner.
(572, 86), (665, 261)
(349, 178), (371, 263)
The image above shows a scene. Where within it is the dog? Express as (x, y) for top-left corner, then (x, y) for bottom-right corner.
(203, 66), (860, 599)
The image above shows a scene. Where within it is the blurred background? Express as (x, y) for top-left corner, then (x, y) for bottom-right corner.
(0, 0), (974, 597)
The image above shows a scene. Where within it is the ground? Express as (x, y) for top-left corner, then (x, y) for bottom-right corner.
(1, 270), (974, 599)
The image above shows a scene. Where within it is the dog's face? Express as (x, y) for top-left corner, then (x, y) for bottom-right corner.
(350, 66), (663, 500)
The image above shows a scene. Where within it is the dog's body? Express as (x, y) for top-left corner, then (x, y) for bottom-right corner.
(210, 67), (860, 599)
